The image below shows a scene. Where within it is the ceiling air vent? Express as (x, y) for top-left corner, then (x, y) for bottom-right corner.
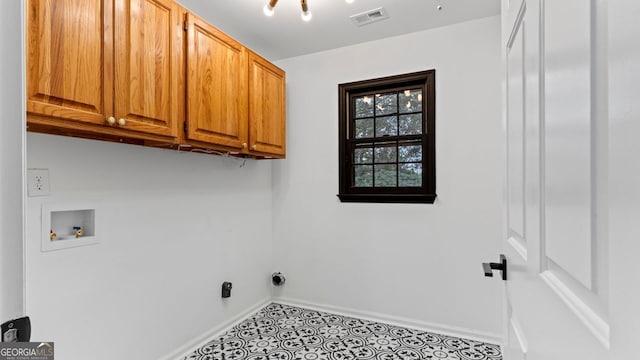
(350, 7), (389, 27)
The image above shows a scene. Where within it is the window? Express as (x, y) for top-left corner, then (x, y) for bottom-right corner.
(338, 70), (436, 203)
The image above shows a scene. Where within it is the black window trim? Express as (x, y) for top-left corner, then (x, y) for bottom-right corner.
(337, 70), (436, 204)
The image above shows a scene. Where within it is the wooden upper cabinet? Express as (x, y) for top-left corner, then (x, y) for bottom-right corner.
(248, 52), (286, 157)
(26, 0), (285, 158)
(26, 0), (181, 140)
(113, 0), (182, 138)
(185, 12), (248, 150)
(27, 0), (112, 126)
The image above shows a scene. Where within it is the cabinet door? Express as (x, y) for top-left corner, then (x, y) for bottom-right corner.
(248, 52), (286, 157)
(185, 13), (248, 149)
(26, 0), (112, 126)
(113, 0), (182, 138)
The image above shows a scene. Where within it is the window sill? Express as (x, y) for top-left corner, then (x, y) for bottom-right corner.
(336, 193), (437, 204)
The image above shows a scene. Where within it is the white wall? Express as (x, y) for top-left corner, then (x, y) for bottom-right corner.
(272, 16), (503, 339)
(0, 0), (25, 324)
(26, 134), (274, 359)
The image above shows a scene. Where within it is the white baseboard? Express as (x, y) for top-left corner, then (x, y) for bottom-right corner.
(159, 297), (271, 360)
(273, 297), (502, 345)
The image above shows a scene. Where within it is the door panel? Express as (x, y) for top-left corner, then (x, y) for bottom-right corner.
(502, 0), (609, 358)
(113, 0), (182, 138)
(186, 13), (248, 149)
(248, 52), (286, 157)
(507, 15), (525, 246)
(543, 0), (593, 289)
(504, 6), (529, 358)
(26, 0), (112, 125)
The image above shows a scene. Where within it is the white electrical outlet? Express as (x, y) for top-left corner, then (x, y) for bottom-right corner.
(27, 168), (50, 196)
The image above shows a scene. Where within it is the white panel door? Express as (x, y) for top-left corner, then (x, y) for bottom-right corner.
(608, 1), (640, 358)
(500, 0), (612, 358)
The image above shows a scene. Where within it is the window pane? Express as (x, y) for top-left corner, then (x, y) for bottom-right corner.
(399, 114), (422, 135)
(399, 144), (422, 162)
(399, 163), (422, 187)
(339, 71), (435, 203)
(355, 118), (374, 138)
(354, 147), (373, 164)
(353, 165), (373, 187)
(374, 143), (397, 163)
(375, 93), (397, 116)
(399, 89), (423, 114)
(354, 96), (374, 118)
(374, 164), (397, 187)
(375, 116), (398, 137)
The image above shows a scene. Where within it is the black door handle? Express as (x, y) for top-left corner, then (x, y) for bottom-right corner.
(482, 262), (494, 277)
(482, 254), (507, 280)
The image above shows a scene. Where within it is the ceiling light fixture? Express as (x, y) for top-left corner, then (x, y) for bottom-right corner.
(263, 0), (313, 21)
(346, 0), (355, 4)
(263, 0), (277, 16)
(300, 0), (312, 21)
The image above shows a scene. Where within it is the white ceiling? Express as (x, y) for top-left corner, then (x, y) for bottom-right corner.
(176, 0), (500, 61)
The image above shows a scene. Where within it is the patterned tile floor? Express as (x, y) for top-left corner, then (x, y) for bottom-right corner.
(186, 303), (502, 360)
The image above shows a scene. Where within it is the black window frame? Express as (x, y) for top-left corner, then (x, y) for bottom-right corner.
(337, 70), (436, 204)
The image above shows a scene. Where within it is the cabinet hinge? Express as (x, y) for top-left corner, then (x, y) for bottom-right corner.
(183, 122), (188, 133)
(183, 20), (188, 32)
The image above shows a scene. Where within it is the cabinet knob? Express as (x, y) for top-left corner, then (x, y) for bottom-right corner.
(106, 116), (116, 125)
(117, 118), (127, 126)
(251, 144), (257, 150)
(242, 143), (248, 149)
